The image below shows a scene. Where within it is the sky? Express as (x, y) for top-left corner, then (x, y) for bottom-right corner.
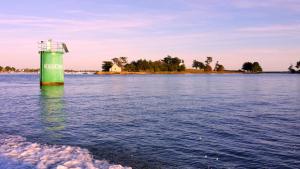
(0, 0), (299, 71)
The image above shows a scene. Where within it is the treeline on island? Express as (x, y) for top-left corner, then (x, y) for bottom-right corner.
(102, 56), (224, 73)
(0, 66), (17, 72)
(288, 61), (300, 73)
(101, 56), (266, 73)
(0, 66), (39, 73)
(2, 58), (299, 74)
(102, 56), (186, 72)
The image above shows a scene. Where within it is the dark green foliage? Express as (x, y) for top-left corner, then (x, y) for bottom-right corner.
(205, 57), (213, 72)
(112, 58), (120, 66)
(296, 61), (300, 69)
(252, 62), (263, 72)
(136, 59), (151, 71)
(162, 56), (184, 71)
(112, 57), (127, 68)
(3, 66), (16, 72)
(214, 61), (225, 72)
(205, 57), (213, 65)
(192, 60), (197, 69)
(199, 62), (205, 69)
(5, 66), (11, 71)
(124, 62), (137, 72)
(289, 60), (300, 73)
(204, 65), (212, 72)
(124, 56), (185, 72)
(193, 57), (213, 72)
(178, 64), (186, 72)
(192, 60), (205, 70)
(0, 66), (16, 72)
(242, 62), (262, 73)
(102, 61), (113, 72)
(288, 65), (296, 73)
(216, 64), (225, 72)
(242, 62), (253, 72)
(120, 57), (128, 65)
(193, 57), (225, 72)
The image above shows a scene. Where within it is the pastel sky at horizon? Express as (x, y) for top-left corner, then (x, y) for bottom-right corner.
(0, 0), (299, 71)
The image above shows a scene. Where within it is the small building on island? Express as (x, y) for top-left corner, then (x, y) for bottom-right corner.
(109, 64), (122, 72)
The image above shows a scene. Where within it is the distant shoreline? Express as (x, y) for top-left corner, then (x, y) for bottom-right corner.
(0, 70), (294, 75)
(95, 69), (241, 75)
(96, 70), (295, 75)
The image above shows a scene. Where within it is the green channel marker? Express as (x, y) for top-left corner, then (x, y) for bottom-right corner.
(39, 39), (68, 86)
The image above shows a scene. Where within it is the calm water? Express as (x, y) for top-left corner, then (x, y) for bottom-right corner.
(0, 74), (299, 169)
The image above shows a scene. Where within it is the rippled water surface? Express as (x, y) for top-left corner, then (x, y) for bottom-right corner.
(0, 74), (299, 169)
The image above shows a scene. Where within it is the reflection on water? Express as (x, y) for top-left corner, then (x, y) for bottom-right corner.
(1, 74), (299, 169)
(40, 86), (65, 138)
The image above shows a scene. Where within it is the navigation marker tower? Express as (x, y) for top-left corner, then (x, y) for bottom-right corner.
(39, 39), (69, 86)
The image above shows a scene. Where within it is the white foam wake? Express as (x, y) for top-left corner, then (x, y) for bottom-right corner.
(0, 135), (131, 169)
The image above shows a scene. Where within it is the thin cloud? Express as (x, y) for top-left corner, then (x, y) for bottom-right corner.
(0, 17), (152, 32)
(238, 24), (300, 34)
(0, 10), (177, 34)
(230, 0), (300, 12)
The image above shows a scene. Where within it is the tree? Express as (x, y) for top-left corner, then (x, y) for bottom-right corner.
(0, 66), (3, 72)
(214, 61), (219, 71)
(162, 55), (172, 65)
(216, 64), (225, 72)
(112, 57), (128, 68)
(214, 61), (225, 72)
(252, 62), (263, 72)
(199, 62), (205, 70)
(112, 58), (122, 67)
(204, 65), (212, 72)
(178, 64), (186, 72)
(124, 56), (185, 72)
(124, 62), (137, 72)
(120, 57), (128, 65)
(102, 61), (113, 72)
(171, 57), (182, 66)
(203, 57), (213, 72)
(119, 57), (128, 68)
(192, 60), (198, 69)
(4, 66), (11, 71)
(162, 55), (184, 71)
(192, 60), (205, 70)
(242, 62), (262, 73)
(296, 61), (300, 69)
(205, 57), (213, 66)
(289, 60), (300, 73)
(288, 65), (296, 73)
(242, 62), (253, 72)
(152, 60), (164, 72)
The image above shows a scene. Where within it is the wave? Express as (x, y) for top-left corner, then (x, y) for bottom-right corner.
(0, 134), (131, 169)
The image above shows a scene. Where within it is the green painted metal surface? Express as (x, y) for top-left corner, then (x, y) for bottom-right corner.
(40, 51), (64, 85)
